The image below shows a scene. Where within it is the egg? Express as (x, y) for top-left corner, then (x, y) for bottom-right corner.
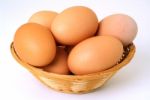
(28, 11), (58, 29)
(97, 14), (138, 46)
(44, 47), (70, 75)
(51, 6), (98, 45)
(13, 23), (56, 67)
(68, 36), (123, 75)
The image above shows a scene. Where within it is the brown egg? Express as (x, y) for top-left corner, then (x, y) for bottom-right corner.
(14, 23), (56, 67)
(51, 6), (98, 45)
(44, 47), (70, 75)
(28, 11), (58, 29)
(97, 14), (138, 46)
(68, 36), (123, 75)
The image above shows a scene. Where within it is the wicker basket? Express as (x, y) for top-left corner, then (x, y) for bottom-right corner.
(10, 43), (135, 94)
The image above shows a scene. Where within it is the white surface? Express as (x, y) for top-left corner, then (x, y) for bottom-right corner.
(0, 0), (150, 100)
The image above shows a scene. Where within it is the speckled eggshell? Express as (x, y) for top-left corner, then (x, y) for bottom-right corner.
(97, 14), (138, 46)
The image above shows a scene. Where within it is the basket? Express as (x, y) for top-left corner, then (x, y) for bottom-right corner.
(10, 43), (135, 94)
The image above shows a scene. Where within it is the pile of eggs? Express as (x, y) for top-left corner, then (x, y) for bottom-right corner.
(13, 6), (137, 75)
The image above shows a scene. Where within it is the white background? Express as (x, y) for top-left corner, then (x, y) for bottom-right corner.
(0, 0), (150, 100)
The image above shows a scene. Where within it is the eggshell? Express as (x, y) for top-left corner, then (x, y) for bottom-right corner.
(28, 11), (58, 29)
(51, 6), (98, 45)
(44, 47), (70, 75)
(14, 23), (56, 67)
(97, 14), (138, 46)
(68, 36), (123, 75)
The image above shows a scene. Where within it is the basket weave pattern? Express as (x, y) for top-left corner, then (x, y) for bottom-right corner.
(10, 43), (135, 93)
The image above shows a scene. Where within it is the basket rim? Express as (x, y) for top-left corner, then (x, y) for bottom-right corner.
(10, 42), (135, 80)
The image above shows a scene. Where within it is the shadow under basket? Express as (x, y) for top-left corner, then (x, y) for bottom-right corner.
(10, 43), (135, 94)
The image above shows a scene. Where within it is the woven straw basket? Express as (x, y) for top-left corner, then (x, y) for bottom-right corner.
(10, 43), (135, 94)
